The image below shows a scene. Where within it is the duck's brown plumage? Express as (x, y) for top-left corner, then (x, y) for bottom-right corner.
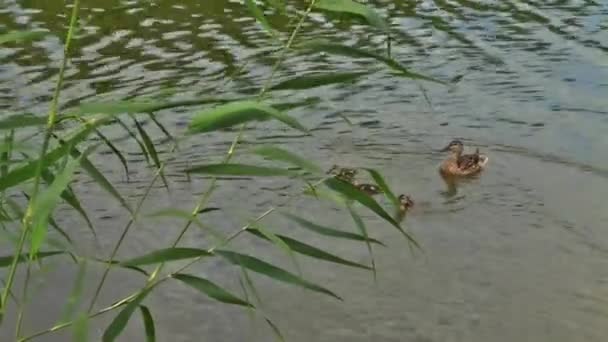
(440, 141), (488, 176)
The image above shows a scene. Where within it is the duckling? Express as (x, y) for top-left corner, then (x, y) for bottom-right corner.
(439, 140), (489, 176)
(327, 165), (358, 183)
(398, 194), (414, 213)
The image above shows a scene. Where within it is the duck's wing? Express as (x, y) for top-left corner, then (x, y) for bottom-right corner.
(457, 153), (481, 170)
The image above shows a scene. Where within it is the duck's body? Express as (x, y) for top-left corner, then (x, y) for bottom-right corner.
(439, 140), (488, 176)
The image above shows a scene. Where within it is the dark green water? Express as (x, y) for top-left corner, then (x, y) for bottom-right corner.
(2, 0), (608, 341)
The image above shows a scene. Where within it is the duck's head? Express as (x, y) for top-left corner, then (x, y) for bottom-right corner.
(440, 139), (464, 154)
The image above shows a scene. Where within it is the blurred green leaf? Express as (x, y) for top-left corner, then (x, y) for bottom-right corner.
(30, 153), (83, 258)
(314, 0), (389, 31)
(0, 114), (46, 130)
(248, 228), (371, 270)
(270, 71), (368, 90)
(66, 98), (229, 117)
(0, 30), (48, 44)
(0, 251), (65, 267)
(265, 318), (285, 342)
(67, 145), (132, 213)
(364, 168), (399, 209)
(72, 313), (89, 342)
(282, 213), (385, 245)
(348, 205), (376, 279)
(265, 0), (286, 13)
(0, 116), (111, 192)
(103, 286), (155, 342)
(145, 208), (224, 243)
(132, 116), (169, 191)
(253, 146), (322, 174)
(186, 163), (294, 177)
(139, 305), (156, 342)
(188, 101), (309, 134)
(93, 129), (130, 181)
(248, 225), (299, 273)
(120, 248), (212, 266)
(297, 40), (445, 84)
(215, 250), (342, 300)
(38, 167), (95, 239)
(172, 274), (252, 307)
(245, 0), (275, 36)
(324, 178), (419, 247)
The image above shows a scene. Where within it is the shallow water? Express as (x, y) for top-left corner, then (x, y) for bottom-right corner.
(2, 0), (608, 341)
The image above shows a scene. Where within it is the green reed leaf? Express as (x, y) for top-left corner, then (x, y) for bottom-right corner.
(245, 0), (275, 36)
(0, 114), (47, 130)
(314, 0), (388, 31)
(281, 212), (385, 245)
(72, 312), (88, 342)
(265, 0), (286, 13)
(188, 100), (308, 134)
(30, 153), (83, 258)
(0, 30), (48, 44)
(248, 228), (371, 270)
(364, 168), (399, 209)
(120, 248), (212, 267)
(215, 250), (342, 300)
(38, 167), (95, 239)
(70, 147), (132, 213)
(0, 117), (110, 192)
(115, 116), (149, 167)
(265, 318), (286, 342)
(70, 101), (165, 116)
(93, 128), (130, 181)
(324, 178), (419, 247)
(297, 40), (445, 84)
(0, 251), (65, 267)
(248, 225), (300, 273)
(103, 285), (155, 342)
(270, 71), (368, 90)
(139, 305), (156, 342)
(186, 163), (294, 177)
(132, 116), (169, 191)
(253, 146), (322, 174)
(172, 273), (253, 307)
(145, 208), (224, 243)
(348, 205), (376, 279)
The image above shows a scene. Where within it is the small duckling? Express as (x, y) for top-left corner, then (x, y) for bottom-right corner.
(398, 194), (414, 214)
(327, 165), (358, 183)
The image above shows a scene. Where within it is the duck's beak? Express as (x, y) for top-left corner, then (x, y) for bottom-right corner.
(439, 145), (450, 152)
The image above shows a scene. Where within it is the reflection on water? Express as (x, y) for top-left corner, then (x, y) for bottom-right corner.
(2, 0), (608, 341)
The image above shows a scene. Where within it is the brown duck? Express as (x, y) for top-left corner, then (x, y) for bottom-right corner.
(439, 140), (489, 176)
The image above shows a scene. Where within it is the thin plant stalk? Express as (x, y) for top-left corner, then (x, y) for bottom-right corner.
(0, 0), (81, 319)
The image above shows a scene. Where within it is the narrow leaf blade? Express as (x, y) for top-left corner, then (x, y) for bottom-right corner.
(172, 273), (252, 307)
(139, 305), (156, 342)
(185, 163), (293, 177)
(215, 250), (342, 300)
(253, 146), (322, 174)
(188, 101), (308, 134)
(282, 212), (384, 245)
(120, 248), (212, 266)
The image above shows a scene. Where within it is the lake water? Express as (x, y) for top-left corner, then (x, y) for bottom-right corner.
(2, 0), (608, 341)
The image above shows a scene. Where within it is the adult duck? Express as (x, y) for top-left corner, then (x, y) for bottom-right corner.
(439, 140), (488, 176)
